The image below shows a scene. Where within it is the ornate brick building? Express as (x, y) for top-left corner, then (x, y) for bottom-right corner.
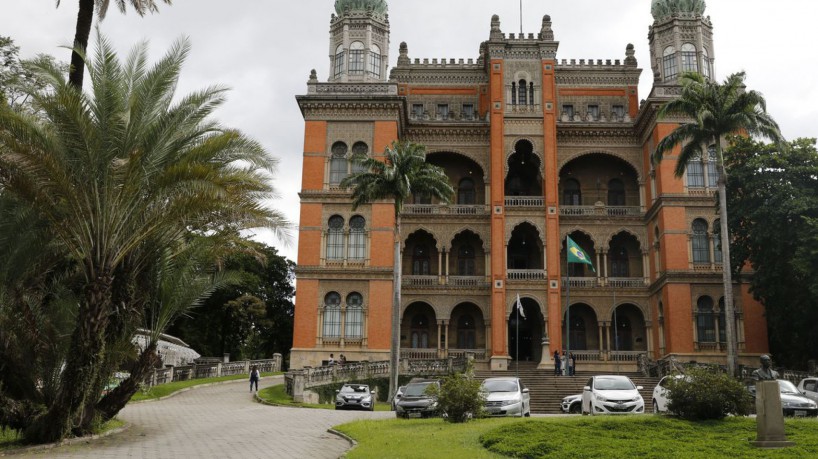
(290, 0), (769, 371)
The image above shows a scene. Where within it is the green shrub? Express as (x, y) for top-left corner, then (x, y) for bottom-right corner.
(665, 367), (753, 420)
(428, 371), (485, 423)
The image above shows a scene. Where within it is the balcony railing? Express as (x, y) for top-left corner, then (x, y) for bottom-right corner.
(608, 351), (643, 362)
(507, 269), (547, 281)
(505, 196), (544, 207)
(560, 205), (642, 217)
(401, 348), (439, 360)
(403, 204), (489, 216)
(449, 276), (490, 288)
(403, 275), (438, 287)
(402, 276), (490, 289)
(607, 277), (649, 288)
(562, 277), (599, 288)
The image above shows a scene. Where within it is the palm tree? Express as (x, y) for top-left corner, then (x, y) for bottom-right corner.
(653, 71), (783, 376)
(340, 141), (453, 401)
(58, 0), (172, 88)
(0, 33), (287, 442)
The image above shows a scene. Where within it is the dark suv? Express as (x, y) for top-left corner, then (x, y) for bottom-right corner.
(395, 379), (441, 418)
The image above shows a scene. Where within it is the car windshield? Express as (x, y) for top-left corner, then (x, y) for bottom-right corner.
(404, 383), (433, 396)
(482, 380), (518, 393)
(595, 377), (635, 391)
(778, 380), (799, 394)
(340, 384), (370, 394)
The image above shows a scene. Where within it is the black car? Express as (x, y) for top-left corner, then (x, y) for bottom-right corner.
(395, 379), (440, 418)
(335, 383), (375, 411)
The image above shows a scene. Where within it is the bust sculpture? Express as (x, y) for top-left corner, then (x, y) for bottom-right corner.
(752, 354), (779, 381)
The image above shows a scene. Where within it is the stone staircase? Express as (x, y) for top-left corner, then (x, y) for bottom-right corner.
(474, 362), (661, 414)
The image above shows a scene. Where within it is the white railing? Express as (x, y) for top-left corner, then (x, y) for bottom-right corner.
(608, 278), (648, 288)
(505, 196), (544, 207)
(507, 269), (547, 281)
(449, 276), (490, 288)
(562, 277), (599, 288)
(569, 350), (602, 361)
(560, 206), (642, 217)
(506, 104), (542, 114)
(403, 275), (438, 287)
(448, 349), (488, 360)
(403, 204), (489, 216)
(401, 348), (439, 360)
(609, 351), (643, 362)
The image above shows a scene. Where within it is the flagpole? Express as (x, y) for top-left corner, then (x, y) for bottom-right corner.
(565, 235), (570, 377)
(516, 303), (519, 379)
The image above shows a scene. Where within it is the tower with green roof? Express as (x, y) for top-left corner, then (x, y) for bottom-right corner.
(329, 0), (390, 83)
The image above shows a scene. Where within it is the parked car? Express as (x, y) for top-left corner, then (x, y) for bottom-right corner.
(581, 375), (645, 415)
(775, 380), (818, 417)
(481, 377), (531, 417)
(651, 374), (687, 414)
(335, 383), (375, 411)
(395, 379), (441, 418)
(797, 377), (818, 403)
(391, 385), (406, 411)
(561, 394), (582, 414)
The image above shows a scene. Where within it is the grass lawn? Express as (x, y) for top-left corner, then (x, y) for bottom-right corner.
(335, 416), (818, 459)
(258, 384), (391, 411)
(130, 371), (282, 401)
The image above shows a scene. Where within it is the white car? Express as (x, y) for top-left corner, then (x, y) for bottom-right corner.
(561, 394), (582, 413)
(481, 377), (531, 417)
(651, 374), (687, 413)
(391, 385), (406, 411)
(798, 377), (818, 404)
(581, 375), (645, 415)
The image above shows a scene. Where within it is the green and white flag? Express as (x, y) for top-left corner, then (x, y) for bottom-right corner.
(566, 236), (595, 272)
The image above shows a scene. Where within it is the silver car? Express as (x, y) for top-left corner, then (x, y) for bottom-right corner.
(335, 383), (375, 411)
(581, 375), (644, 415)
(561, 394), (582, 413)
(797, 377), (818, 404)
(481, 377), (531, 417)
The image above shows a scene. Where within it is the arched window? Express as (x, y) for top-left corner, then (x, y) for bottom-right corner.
(351, 142), (369, 174)
(457, 314), (476, 349)
(717, 297), (726, 344)
(345, 293), (363, 338)
(369, 44), (382, 78)
(696, 296), (715, 342)
(529, 82), (535, 105)
(686, 154), (704, 188)
(348, 216), (366, 260)
(707, 146), (721, 187)
(458, 178), (475, 205)
(323, 292), (342, 338)
(457, 244), (475, 276)
(608, 179), (625, 206)
(611, 246), (629, 277)
(412, 245), (430, 275)
(411, 314), (429, 348)
(701, 48), (711, 79)
(330, 142), (348, 185)
(691, 219), (710, 264)
(349, 41), (365, 75)
(333, 44), (345, 78)
(518, 79), (528, 105)
(511, 82), (517, 105)
(563, 178), (581, 205)
(713, 219), (723, 263)
(326, 215), (345, 260)
(663, 46), (678, 81)
(681, 43), (698, 73)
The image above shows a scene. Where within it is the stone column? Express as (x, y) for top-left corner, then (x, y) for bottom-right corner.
(605, 322), (612, 361)
(752, 380), (794, 448)
(437, 320), (443, 358)
(602, 251), (609, 281)
(438, 250), (443, 284)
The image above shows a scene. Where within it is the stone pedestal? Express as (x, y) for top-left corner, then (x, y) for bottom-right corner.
(751, 380), (794, 448)
(537, 337), (552, 369)
(490, 355), (511, 371)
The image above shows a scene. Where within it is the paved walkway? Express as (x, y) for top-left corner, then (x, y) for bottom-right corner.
(17, 376), (392, 458)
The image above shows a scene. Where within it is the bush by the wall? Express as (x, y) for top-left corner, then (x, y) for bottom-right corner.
(665, 367), (752, 420)
(428, 368), (485, 423)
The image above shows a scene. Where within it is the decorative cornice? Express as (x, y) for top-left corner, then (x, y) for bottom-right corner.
(556, 125), (639, 146)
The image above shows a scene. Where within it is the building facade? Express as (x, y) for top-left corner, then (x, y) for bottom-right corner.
(291, 0), (769, 371)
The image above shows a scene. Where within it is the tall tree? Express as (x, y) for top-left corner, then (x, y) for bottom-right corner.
(58, 0), (172, 88)
(653, 72), (784, 376)
(725, 136), (818, 368)
(340, 141), (453, 401)
(0, 34), (287, 443)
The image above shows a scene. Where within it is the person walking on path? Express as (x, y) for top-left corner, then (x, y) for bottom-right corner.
(553, 350), (561, 376)
(249, 365), (260, 392)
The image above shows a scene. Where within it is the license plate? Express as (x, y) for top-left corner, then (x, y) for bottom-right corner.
(794, 410), (806, 417)
(615, 404), (625, 409)
(408, 412), (422, 418)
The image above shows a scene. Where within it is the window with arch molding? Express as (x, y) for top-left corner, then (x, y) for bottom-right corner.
(334, 44), (345, 78)
(713, 218), (723, 263)
(326, 215), (345, 260)
(349, 41), (365, 75)
(681, 43), (698, 73)
(412, 245), (430, 275)
(663, 46), (678, 81)
(707, 146), (721, 187)
(351, 142), (369, 174)
(458, 177), (475, 205)
(691, 219), (710, 264)
(345, 293), (364, 339)
(518, 79), (528, 105)
(611, 245), (629, 277)
(563, 178), (581, 206)
(330, 142), (349, 185)
(701, 48), (711, 79)
(511, 82), (517, 105)
(323, 292), (342, 338)
(457, 314), (476, 349)
(348, 215), (367, 260)
(686, 154), (705, 188)
(411, 314), (430, 348)
(696, 295), (715, 342)
(369, 44), (382, 78)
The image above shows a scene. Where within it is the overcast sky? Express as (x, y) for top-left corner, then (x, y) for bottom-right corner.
(2, 0), (816, 263)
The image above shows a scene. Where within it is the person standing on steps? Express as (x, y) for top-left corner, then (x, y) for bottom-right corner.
(249, 365), (260, 392)
(553, 350), (561, 376)
(568, 352), (575, 376)
(561, 351), (568, 376)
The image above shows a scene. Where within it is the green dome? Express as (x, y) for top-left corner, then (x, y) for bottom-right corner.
(651, 0), (706, 21)
(335, 0), (388, 16)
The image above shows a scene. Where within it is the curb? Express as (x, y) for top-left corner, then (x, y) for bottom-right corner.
(327, 428), (357, 448)
(0, 423), (130, 457)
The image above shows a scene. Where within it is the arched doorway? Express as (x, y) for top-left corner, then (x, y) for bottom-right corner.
(507, 297), (544, 362)
(401, 302), (437, 350)
(562, 303), (599, 351)
(449, 303), (486, 351)
(611, 303), (647, 352)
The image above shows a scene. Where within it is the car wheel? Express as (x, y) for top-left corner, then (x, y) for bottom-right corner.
(570, 403), (581, 414)
(653, 400), (660, 414)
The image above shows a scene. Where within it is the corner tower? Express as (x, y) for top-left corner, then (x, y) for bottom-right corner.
(648, 0), (714, 86)
(329, 0), (390, 82)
